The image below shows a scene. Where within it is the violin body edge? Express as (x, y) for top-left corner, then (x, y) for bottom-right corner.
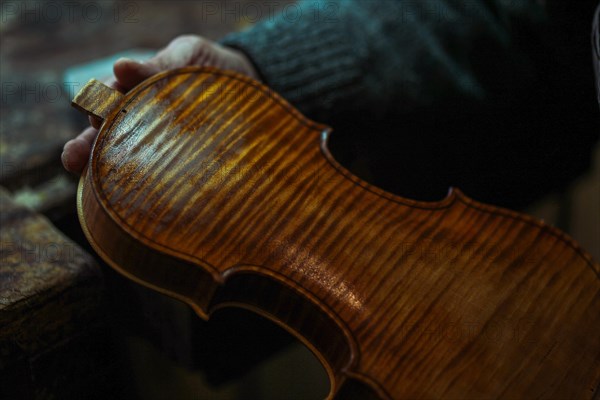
(75, 67), (600, 399)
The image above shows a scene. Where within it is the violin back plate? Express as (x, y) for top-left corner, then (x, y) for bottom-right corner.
(76, 67), (600, 399)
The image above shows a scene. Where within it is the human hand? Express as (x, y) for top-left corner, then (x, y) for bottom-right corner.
(62, 35), (259, 174)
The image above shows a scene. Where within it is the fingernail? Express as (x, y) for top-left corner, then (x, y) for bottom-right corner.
(116, 57), (133, 62)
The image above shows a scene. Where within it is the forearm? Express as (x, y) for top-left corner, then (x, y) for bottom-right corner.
(220, 0), (547, 123)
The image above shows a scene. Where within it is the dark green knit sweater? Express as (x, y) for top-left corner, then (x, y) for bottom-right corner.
(221, 0), (546, 123)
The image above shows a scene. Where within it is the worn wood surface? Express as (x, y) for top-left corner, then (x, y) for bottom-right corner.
(0, 186), (125, 399)
(0, 186), (100, 341)
(74, 67), (600, 399)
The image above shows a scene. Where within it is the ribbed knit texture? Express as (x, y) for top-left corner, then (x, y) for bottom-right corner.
(220, 0), (546, 123)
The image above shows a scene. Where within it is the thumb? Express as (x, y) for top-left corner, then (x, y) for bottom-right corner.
(113, 57), (161, 90)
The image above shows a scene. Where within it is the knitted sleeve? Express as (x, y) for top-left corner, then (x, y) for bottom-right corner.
(220, 0), (546, 123)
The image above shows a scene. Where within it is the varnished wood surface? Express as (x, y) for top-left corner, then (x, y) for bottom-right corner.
(75, 67), (600, 399)
(72, 79), (124, 121)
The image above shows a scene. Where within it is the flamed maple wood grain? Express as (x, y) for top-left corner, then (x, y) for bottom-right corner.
(74, 67), (600, 399)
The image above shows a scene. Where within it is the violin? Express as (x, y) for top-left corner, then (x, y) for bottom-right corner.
(72, 67), (600, 399)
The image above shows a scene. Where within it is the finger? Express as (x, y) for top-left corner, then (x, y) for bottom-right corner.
(153, 35), (214, 70)
(105, 76), (127, 93)
(156, 36), (198, 68)
(113, 57), (160, 90)
(112, 36), (210, 90)
(62, 126), (98, 174)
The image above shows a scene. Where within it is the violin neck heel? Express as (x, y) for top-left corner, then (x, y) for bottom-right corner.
(71, 79), (124, 122)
